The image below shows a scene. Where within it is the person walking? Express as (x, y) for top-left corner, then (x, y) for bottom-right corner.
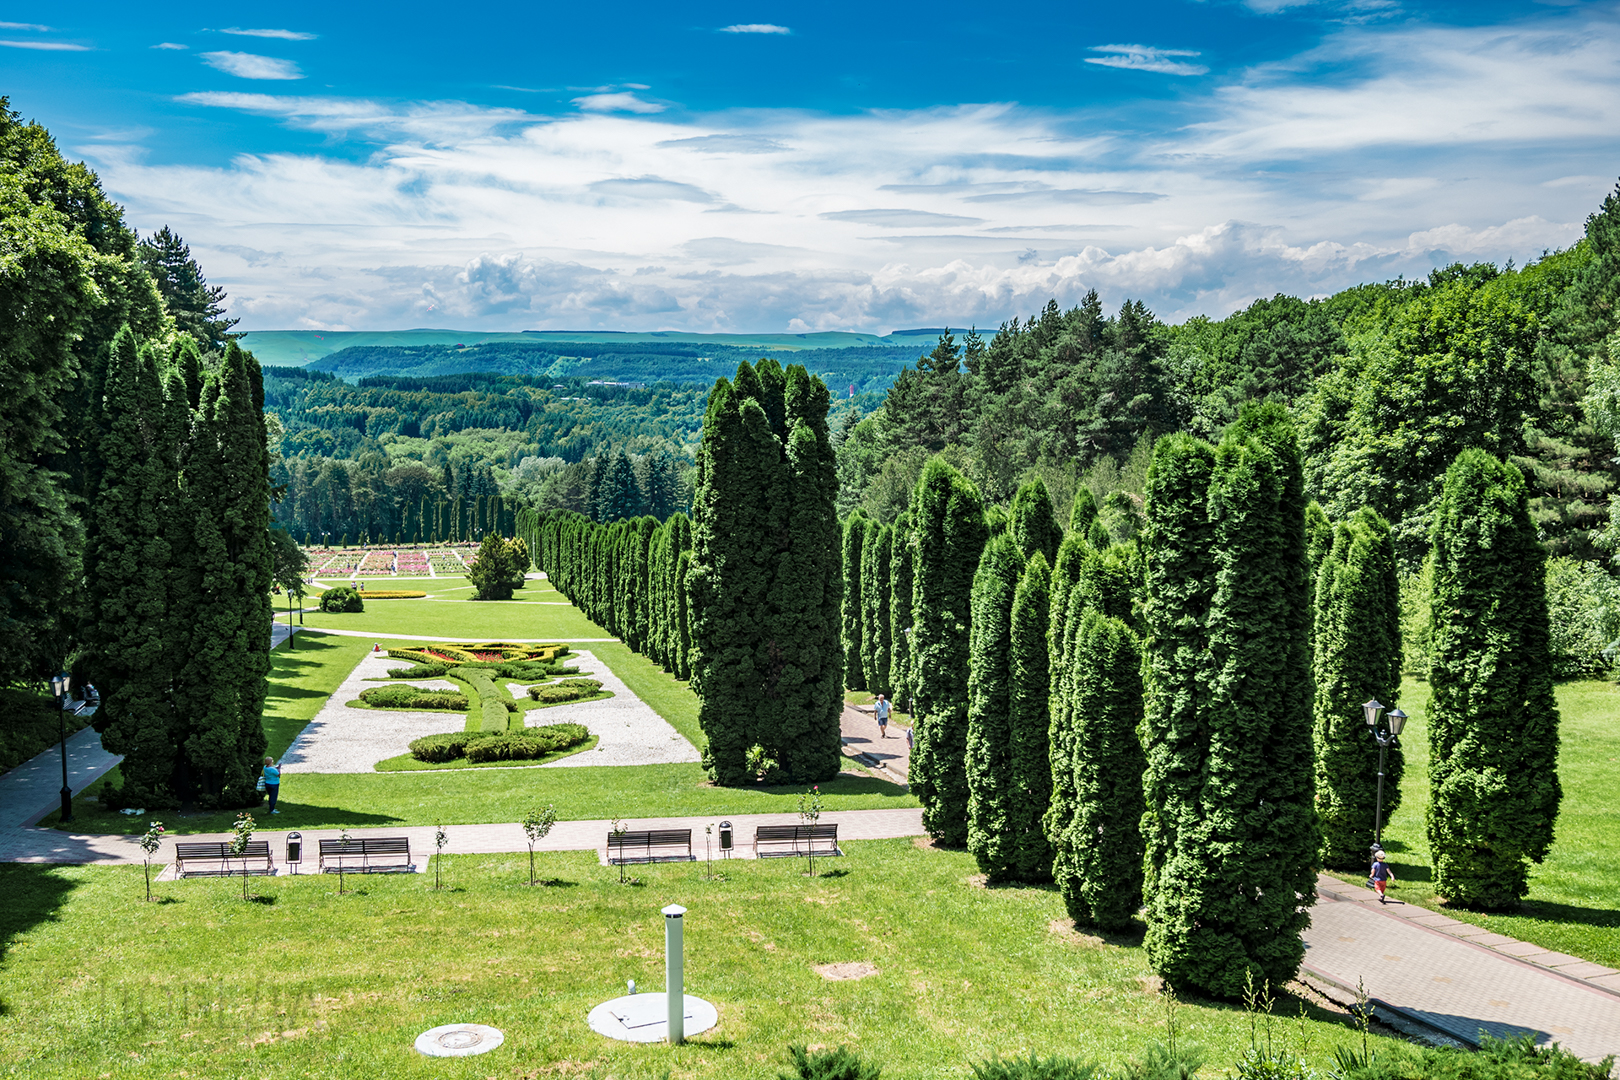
(1370, 850), (1395, 903)
(875, 694), (891, 738)
(261, 756), (282, 814)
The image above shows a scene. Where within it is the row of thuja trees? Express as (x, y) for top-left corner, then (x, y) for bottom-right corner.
(845, 402), (1559, 998)
(523, 357), (846, 786)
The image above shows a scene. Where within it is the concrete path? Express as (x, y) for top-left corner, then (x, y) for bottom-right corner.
(840, 703), (911, 782)
(0, 724), (122, 829)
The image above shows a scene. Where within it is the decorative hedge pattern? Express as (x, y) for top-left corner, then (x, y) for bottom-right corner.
(407, 723), (590, 764)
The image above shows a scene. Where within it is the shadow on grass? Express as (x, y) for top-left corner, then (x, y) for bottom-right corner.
(0, 865), (77, 1016)
(814, 868), (852, 879)
(751, 774), (913, 799)
(1438, 897), (1620, 927)
(246, 894), (277, 906)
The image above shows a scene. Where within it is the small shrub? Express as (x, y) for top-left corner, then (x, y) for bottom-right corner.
(781, 1044), (882, 1080)
(359, 685), (468, 710)
(387, 663), (451, 679)
(319, 587), (364, 613)
(409, 724), (589, 764)
(408, 731), (482, 763)
(527, 678), (604, 704)
(747, 743), (786, 784)
(1330, 1033), (1612, 1080)
(970, 1054), (1100, 1080)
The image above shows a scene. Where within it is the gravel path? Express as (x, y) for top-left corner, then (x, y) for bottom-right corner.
(535, 650), (700, 768)
(278, 649), (699, 774)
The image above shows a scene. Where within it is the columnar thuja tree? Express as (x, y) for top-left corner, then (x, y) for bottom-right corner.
(1010, 477), (1062, 565)
(687, 360), (842, 784)
(910, 457), (989, 846)
(841, 513), (869, 690)
(1007, 551), (1053, 882)
(1051, 605), (1146, 930)
(1427, 450), (1561, 909)
(861, 523), (893, 698)
(1046, 532), (1092, 692)
(1313, 507), (1404, 869)
(888, 514), (915, 710)
(966, 533), (1025, 879)
(1141, 404), (1318, 997)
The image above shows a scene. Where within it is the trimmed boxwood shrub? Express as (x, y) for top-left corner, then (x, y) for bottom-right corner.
(359, 685), (467, 710)
(409, 724), (590, 764)
(527, 678), (604, 704)
(387, 663), (451, 679)
(408, 731), (482, 763)
(319, 586), (364, 613)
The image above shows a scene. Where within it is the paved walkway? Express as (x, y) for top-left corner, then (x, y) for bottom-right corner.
(0, 724), (122, 830)
(1302, 875), (1620, 1063)
(840, 703), (911, 782)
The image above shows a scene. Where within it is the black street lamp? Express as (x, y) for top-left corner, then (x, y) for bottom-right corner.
(51, 672), (74, 823)
(1362, 699), (1407, 848)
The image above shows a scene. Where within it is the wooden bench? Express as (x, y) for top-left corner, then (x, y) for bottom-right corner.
(753, 823), (841, 859)
(318, 836), (414, 874)
(607, 829), (695, 865)
(174, 840), (275, 878)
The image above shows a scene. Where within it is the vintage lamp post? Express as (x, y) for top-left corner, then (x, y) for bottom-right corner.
(1362, 699), (1407, 848)
(51, 672), (74, 823)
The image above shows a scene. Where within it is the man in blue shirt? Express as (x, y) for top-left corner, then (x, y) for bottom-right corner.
(874, 694), (891, 738)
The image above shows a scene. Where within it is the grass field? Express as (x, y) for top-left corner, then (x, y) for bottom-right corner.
(49, 633), (914, 835)
(299, 577), (610, 639)
(0, 841), (1398, 1080)
(1328, 677), (1620, 968)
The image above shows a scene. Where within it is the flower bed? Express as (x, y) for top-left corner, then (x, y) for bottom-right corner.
(396, 551), (429, 574)
(320, 551), (364, 574)
(351, 590), (426, 599)
(426, 550), (465, 574)
(358, 549), (395, 574)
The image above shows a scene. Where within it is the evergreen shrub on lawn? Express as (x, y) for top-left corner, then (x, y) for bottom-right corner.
(319, 586), (364, 613)
(966, 533), (1025, 880)
(527, 679), (604, 703)
(408, 723), (589, 764)
(358, 685), (468, 710)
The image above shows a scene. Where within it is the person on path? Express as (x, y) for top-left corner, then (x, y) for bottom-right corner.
(875, 694), (891, 738)
(261, 757), (282, 814)
(1371, 851), (1394, 903)
(905, 723), (913, 752)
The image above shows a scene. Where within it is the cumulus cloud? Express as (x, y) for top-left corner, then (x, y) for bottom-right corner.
(719, 24), (791, 34)
(88, 6), (1617, 331)
(221, 28), (317, 40)
(572, 92), (664, 113)
(1, 39), (89, 50)
(152, 42), (188, 50)
(200, 51), (303, 79)
(1086, 44), (1208, 76)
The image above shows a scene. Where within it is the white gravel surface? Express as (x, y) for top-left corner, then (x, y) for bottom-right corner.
(279, 649), (699, 774)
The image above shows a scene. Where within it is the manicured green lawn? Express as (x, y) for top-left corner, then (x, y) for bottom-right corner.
(0, 842), (1396, 1080)
(300, 585), (610, 639)
(1328, 677), (1620, 968)
(51, 632), (914, 835)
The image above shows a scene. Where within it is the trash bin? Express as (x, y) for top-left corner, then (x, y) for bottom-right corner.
(718, 820), (732, 857)
(286, 831), (303, 873)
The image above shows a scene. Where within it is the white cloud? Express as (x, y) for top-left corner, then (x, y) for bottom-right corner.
(152, 42), (188, 50)
(0, 39), (89, 51)
(90, 7), (1618, 331)
(0, 20), (49, 30)
(572, 92), (664, 114)
(719, 24), (791, 34)
(200, 51), (304, 79)
(221, 28), (317, 40)
(1087, 44), (1209, 77)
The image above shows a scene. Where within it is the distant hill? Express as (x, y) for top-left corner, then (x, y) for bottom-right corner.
(237, 327), (959, 368)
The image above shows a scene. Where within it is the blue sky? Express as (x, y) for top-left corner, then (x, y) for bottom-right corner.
(6, 1), (1619, 332)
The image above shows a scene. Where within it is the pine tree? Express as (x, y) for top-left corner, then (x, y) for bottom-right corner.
(1313, 508), (1404, 869)
(910, 457), (990, 846)
(1055, 606), (1147, 930)
(1008, 550), (1054, 882)
(137, 226), (238, 350)
(1010, 477), (1062, 565)
(1142, 403), (1317, 997)
(861, 523), (893, 698)
(469, 532), (519, 600)
(842, 513), (869, 690)
(889, 514), (915, 711)
(1046, 532), (1093, 693)
(675, 548), (694, 680)
(967, 533), (1026, 879)
(1427, 450), (1561, 909)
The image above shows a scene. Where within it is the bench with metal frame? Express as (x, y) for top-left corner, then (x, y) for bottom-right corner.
(317, 836), (414, 874)
(606, 828), (695, 865)
(173, 840), (275, 878)
(753, 823), (841, 860)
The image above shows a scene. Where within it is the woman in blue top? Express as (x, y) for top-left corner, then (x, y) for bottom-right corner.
(262, 756), (282, 814)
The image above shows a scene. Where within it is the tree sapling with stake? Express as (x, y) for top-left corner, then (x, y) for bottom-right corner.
(799, 785), (823, 877)
(139, 821), (165, 901)
(433, 823), (447, 890)
(229, 813), (254, 901)
(521, 804), (556, 886)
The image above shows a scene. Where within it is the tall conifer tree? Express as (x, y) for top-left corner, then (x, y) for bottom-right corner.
(889, 514), (915, 711)
(861, 524), (893, 698)
(966, 533), (1025, 879)
(1010, 477), (1062, 565)
(1313, 508), (1404, 869)
(841, 513), (869, 690)
(910, 457), (989, 846)
(1009, 551), (1054, 882)
(1427, 450), (1561, 909)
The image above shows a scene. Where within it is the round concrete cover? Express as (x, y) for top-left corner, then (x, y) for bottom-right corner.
(588, 993), (718, 1043)
(414, 1023), (505, 1057)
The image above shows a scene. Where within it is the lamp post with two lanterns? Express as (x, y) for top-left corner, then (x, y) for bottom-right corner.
(51, 672), (75, 823)
(1362, 698), (1407, 849)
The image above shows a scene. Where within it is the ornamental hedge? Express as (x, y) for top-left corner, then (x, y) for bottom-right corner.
(319, 586), (364, 613)
(526, 678), (604, 703)
(407, 723), (590, 764)
(358, 685), (468, 710)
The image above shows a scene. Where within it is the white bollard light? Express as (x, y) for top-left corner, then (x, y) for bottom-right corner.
(663, 904), (686, 1044)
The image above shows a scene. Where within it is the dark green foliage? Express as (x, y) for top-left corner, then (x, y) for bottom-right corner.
(1052, 606), (1146, 930)
(780, 1043), (882, 1080)
(842, 513), (869, 690)
(1332, 1033), (1612, 1080)
(1046, 532), (1093, 692)
(1010, 477), (1062, 565)
(137, 226), (237, 350)
(526, 678), (604, 703)
(408, 723), (589, 764)
(888, 514), (915, 709)
(1070, 487), (1099, 534)
(970, 1054), (1101, 1080)
(468, 533), (521, 601)
(1008, 551), (1053, 883)
(319, 587), (365, 613)
(910, 456), (990, 846)
(861, 524), (893, 697)
(1075, 543), (1137, 629)
(1427, 450), (1561, 909)
(359, 685), (467, 710)
(675, 548), (694, 680)
(966, 533), (1026, 879)
(1313, 508), (1404, 869)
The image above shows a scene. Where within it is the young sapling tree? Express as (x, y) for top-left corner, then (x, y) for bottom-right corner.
(139, 821), (165, 902)
(521, 804), (557, 885)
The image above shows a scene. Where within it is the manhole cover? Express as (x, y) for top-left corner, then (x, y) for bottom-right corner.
(414, 1023), (505, 1057)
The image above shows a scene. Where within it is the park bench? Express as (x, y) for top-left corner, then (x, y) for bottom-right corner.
(174, 840), (275, 878)
(318, 836), (415, 874)
(606, 829), (695, 865)
(753, 823), (842, 860)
